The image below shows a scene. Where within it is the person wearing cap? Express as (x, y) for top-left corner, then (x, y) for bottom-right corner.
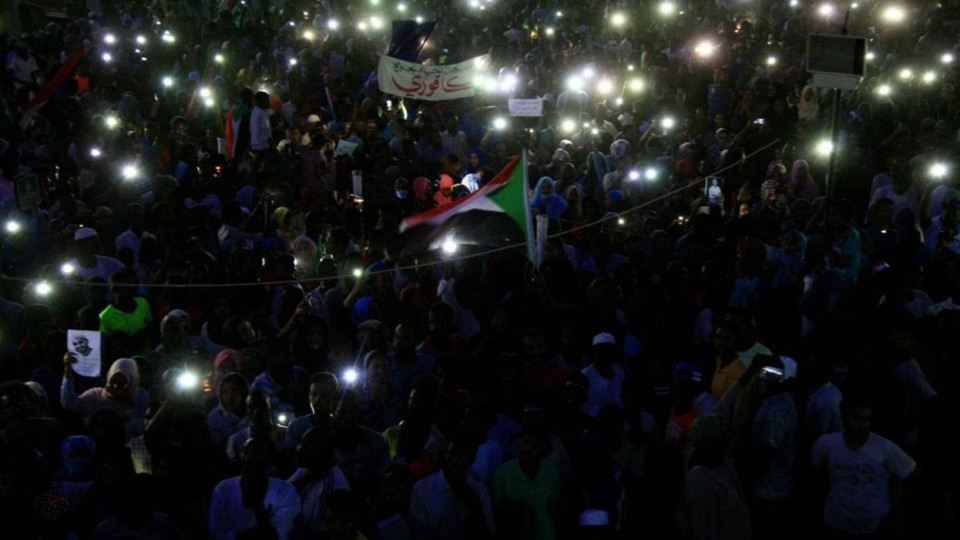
(581, 333), (626, 418)
(64, 227), (126, 300)
(746, 355), (798, 539)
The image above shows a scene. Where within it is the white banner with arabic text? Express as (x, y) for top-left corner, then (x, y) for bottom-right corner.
(378, 54), (490, 101)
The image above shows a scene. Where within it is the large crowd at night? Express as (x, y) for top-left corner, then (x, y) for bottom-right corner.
(1, 1), (959, 539)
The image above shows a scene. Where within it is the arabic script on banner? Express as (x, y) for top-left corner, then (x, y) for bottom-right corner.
(508, 98), (544, 117)
(378, 54), (490, 101)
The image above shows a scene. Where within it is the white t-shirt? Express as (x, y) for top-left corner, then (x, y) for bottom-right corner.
(806, 382), (842, 438)
(8, 54), (38, 88)
(811, 432), (916, 534)
(250, 106), (271, 151)
(580, 363), (626, 417)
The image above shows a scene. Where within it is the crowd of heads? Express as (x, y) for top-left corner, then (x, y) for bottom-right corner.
(1, 0), (960, 539)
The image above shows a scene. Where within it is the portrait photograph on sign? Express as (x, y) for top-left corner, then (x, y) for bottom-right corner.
(67, 329), (102, 378)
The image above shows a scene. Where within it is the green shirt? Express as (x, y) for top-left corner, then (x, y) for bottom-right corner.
(491, 459), (560, 540)
(99, 298), (153, 354)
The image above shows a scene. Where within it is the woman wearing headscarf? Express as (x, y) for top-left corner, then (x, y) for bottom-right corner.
(412, 177), (434, 213)
(563, 184), (584, 223)
(531, 176), (569, 219)
(292, 235), (319, 279)
(207, 373), (251, 450)
(61, 357), (149, 439)
(797, 84), (820, 122)
(207, 348), (246, 407)
(789, 159), (820, 202)
(433, 174), (456, 206)
(585, 149), (612, 201)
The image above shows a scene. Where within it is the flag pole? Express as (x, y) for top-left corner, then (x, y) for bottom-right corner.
(521, 150), (536, 264)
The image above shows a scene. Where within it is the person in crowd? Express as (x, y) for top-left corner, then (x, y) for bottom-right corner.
(61, 356), (149, 439)
(812, 394), (918, 538)
(209, 437), (301, 539)
(207, 372), (250, 450)
(408, 436), (496, 539)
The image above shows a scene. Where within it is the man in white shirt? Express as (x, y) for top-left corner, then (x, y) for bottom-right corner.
(250, 91), (272, 154)
(114, 203), (155, 266)
(209, 437), (301, 539)
(409, 437), (496, 539)
(7, 40), (39, 91)
(581, 333), (626, 417)
(812, 395), (917, 536)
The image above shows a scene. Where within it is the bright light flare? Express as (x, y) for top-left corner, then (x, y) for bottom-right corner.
(136, 35), (146, 45)
(922, 71), (937, 84)
(4, 220), (21, 234)
(645, 167), (659, 180)
(492, 117), (508, 131)
(865, 51), (876, 61)
(818, 3), (834, 17)
(767, 56), (778, 66)
(352, 268), (363, 278)
(694, 40), (717, 58)
(929, 162), (949, 179)
(61, 262), (75, 275)
(628, 170), (641, 181)
(101, 52), (113, 63)
(561, 118), (577, 133)
(610, 12), (627, 27)
(596, 79), (615, 95)
(89, 147), (102, 158)
(816, 139), (834, 156)
(898, 68), (913, 80)
(327, 19), (339, 30)
(104, 33), (116, 44)
(658, 2), (677, 16)
(161, 32), (175, 43)
(35, 281), (52, 297)
(162, 76), (173, 88)
(441, 237), (458, 254)
(369, 16), (384, 29)
(566, 74), (585, 91)
(177, 371), (199, 390)
(122, 164), (140, 180)
(661, 116), (676, 130)
(342, 368), (359, 385)
(942, 53), (954, 65)
(105, 115), (119, 129)
(629, 78), (644, 92)
(876, 84), (892, 96)
(881, 6), (906, 23)
(199, 87), (211, 98)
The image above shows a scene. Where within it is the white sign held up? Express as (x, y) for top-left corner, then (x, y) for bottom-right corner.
(508, 98), (544, 117)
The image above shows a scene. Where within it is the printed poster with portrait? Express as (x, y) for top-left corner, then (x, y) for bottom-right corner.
(67, 330), (102, 377)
